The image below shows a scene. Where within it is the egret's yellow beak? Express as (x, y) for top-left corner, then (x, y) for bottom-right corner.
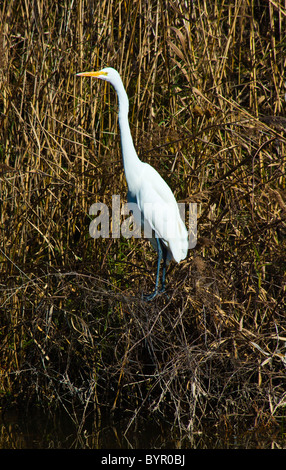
(76, 70), (108, 77)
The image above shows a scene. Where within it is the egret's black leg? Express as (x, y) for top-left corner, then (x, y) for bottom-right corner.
(143, 237), (162, 301)
(159, 241), (168, 294)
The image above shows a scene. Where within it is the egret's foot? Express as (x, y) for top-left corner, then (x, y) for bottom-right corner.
(142, 286), (168, 301)
(159, 286), (169, 300)
(142, 290), (158, 301)
(159, 285), (165, 294)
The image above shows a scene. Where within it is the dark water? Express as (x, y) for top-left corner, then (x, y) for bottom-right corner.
(0, 408), (285, 449)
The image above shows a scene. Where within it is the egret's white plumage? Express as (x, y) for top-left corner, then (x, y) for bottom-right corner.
(77, 67), (188, 299)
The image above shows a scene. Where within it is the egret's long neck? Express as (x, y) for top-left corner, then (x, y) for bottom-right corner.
(115, 83), (142, 193)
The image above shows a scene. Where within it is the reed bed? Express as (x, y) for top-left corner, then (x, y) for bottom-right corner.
(0, 0), (286, 438)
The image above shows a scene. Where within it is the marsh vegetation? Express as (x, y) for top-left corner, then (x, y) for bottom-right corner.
(0, 0), (286, 440)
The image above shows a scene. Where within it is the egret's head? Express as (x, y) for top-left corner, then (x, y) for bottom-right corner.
(77, 67), (129, 113)
(77, 67), (122, 88)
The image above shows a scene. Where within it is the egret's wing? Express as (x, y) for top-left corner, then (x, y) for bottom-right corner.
(137, 164), (188, 262)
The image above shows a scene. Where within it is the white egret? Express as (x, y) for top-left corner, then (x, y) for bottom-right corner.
(77, 67), (188, 300)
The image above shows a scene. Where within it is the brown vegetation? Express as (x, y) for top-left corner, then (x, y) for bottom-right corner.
(0, 0), (286, 438)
